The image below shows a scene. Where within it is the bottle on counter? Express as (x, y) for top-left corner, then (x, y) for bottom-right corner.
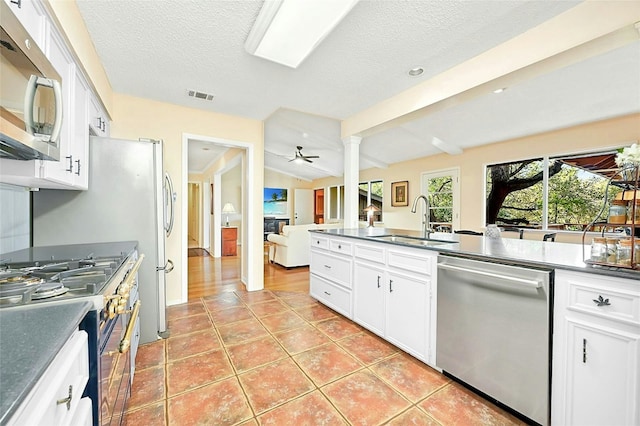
(616, 239), (633, 266)
(605, 238), (619, 264)
(590, 237), (607, 263)
(608, 200), (627, 224)
(627, 200), (640, 224)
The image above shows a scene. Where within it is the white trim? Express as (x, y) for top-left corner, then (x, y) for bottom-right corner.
(182, 133), (262, 303)
(420, 167), (461, 232)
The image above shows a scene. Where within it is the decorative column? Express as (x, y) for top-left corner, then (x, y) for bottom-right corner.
(342, 135), (362, 229)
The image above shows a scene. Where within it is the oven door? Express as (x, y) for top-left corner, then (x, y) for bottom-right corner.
(99, 301), (139, 426)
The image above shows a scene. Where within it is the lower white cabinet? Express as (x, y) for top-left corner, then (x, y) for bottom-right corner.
(552, 270), (640, 426)
(8, 329), (92, 426)
(309, 235), (437, 365)
(352, 244), (433, 364)
(309, 236), (354, 318)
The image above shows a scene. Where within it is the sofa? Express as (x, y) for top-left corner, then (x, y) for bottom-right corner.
(267, 222), (343, 268)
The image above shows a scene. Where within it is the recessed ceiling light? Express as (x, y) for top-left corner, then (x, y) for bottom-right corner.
(408, 67), (424, 77)
(493, 87), (507, 94)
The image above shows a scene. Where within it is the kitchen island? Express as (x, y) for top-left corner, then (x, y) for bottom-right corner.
(309, 228), (640, 426)
(312, 227), (638, 279)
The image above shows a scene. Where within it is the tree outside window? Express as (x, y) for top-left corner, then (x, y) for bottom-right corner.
(485, 150), (622, 230)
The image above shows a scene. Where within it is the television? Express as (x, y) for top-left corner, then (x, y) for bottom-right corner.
(264, 187), (288, 216)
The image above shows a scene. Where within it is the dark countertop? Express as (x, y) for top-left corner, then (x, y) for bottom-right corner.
(311, 228), (639, 280)
(0, 301), (92, 424)
(0, 241), (138, 265)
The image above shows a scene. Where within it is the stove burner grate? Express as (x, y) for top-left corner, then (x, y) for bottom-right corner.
(31, 283), (69, 300)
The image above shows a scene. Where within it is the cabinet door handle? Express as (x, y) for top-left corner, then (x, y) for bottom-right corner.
(56, 385), (72, 410)
(65, 155), (73, 173)
(10, 0), (21, 8)
(324, 265), (331, 269)
(592, 295), (611, 307)
(75, 159), (81, 176)
(582, 338), (587, 363)
(389, 279), (393, 292)
(324, 291), (331, 296)
(377, 275), (380, 288)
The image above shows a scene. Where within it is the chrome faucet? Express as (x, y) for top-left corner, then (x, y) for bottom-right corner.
(411, 195), (434, 238)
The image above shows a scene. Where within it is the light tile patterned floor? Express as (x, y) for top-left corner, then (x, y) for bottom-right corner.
(123, 290), (525, 425)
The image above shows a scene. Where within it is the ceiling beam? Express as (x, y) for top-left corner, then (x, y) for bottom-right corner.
(341, 1), (640, 139)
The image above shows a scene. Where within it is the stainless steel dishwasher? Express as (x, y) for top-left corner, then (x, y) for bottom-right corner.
(436, 254), (552, 426)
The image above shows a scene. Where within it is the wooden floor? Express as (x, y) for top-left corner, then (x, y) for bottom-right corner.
(187, 245), (310, 299)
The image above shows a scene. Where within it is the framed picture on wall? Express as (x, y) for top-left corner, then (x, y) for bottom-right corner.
(391, 181), (409, 207)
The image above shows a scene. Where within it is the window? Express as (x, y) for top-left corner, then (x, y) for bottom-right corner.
(358, 180), (383, 222)
(422, 169), (460, 233)
(485, 150), (623, 231)
(328, 185), (344, 220)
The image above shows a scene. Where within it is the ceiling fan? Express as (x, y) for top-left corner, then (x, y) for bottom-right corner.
(289, 146), (319, 163)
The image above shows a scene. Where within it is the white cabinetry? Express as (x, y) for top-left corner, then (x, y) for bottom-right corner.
(88, 93), (109, 137)
(0, 0), (96, 190)
(308, 235), (437, 365)
(552, 270), (640, 426)
(353, 241), (434, 364)
(309, 235), (353, 318)
(2, 0), (47, 49)
(8, 329), (92, 426)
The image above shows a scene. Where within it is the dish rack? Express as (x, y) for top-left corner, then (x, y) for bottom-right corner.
(582, 164), (639, 271)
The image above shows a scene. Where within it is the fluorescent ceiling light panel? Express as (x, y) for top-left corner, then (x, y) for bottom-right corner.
(432, 137), (463, 155)
(245, 0), (359, 68)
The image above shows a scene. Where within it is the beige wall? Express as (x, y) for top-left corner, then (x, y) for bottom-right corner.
(314, 114), (640, 243)
(110, 93), (263, 304)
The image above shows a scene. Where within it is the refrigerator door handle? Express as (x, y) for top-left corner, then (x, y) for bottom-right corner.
(164, 173), (175, 237)
(157, 259), (174, 273)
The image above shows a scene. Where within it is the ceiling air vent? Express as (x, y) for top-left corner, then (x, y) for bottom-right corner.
(187, 90), (214, 101)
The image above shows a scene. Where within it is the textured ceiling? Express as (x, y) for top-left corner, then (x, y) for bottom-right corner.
(75, 0), (640, 179)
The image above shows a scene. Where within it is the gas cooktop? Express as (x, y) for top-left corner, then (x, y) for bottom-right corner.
(0, 241), (137, 308)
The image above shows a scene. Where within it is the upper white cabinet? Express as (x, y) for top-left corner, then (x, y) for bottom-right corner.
(552, 270), (640, 426)
(0, 0), (107, 190)
(88, 94), (109, 137)
(3, 0), (47, 49)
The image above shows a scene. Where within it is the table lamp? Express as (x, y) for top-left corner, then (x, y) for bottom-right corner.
(363, 204), (381, 227)
(222, 203), (235, 227)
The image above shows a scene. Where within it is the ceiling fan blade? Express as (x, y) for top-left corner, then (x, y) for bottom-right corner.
(303, 157), (313, 163)
(304, 155), (319, 159)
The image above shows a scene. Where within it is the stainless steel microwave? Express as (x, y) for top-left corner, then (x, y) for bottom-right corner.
(0, 1), (62, 161)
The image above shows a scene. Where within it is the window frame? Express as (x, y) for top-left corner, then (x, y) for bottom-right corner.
(483, 147), (623, 232)
(359, 179), (383, 223)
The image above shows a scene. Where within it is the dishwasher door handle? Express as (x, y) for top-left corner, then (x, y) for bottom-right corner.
(438, 263), (542, 289)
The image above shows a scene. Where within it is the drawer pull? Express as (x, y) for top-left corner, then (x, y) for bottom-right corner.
(592, 295), (611, 307)
(324, 265), (332, 269)
(338, 244), (342, 249)
(57, 385), (73, 410)
(324, 291), (331, 296)
(316, 240), (320, 244)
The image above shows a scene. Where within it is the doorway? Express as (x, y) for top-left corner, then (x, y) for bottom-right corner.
(181, 133), (263, 304)
(314, 188), (324, 224)
(187, 182), (201, 248)
(420, 168), (460, 233)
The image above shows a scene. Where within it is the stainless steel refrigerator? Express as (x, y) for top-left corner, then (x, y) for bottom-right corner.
(32, 136), (175, 344)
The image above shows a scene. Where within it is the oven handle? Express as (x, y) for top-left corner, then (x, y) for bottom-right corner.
(123, 254), (145, 290)
(119, 300), (141, 354)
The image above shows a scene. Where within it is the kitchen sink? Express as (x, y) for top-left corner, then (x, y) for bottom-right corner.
(370, 235), (455, 247)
